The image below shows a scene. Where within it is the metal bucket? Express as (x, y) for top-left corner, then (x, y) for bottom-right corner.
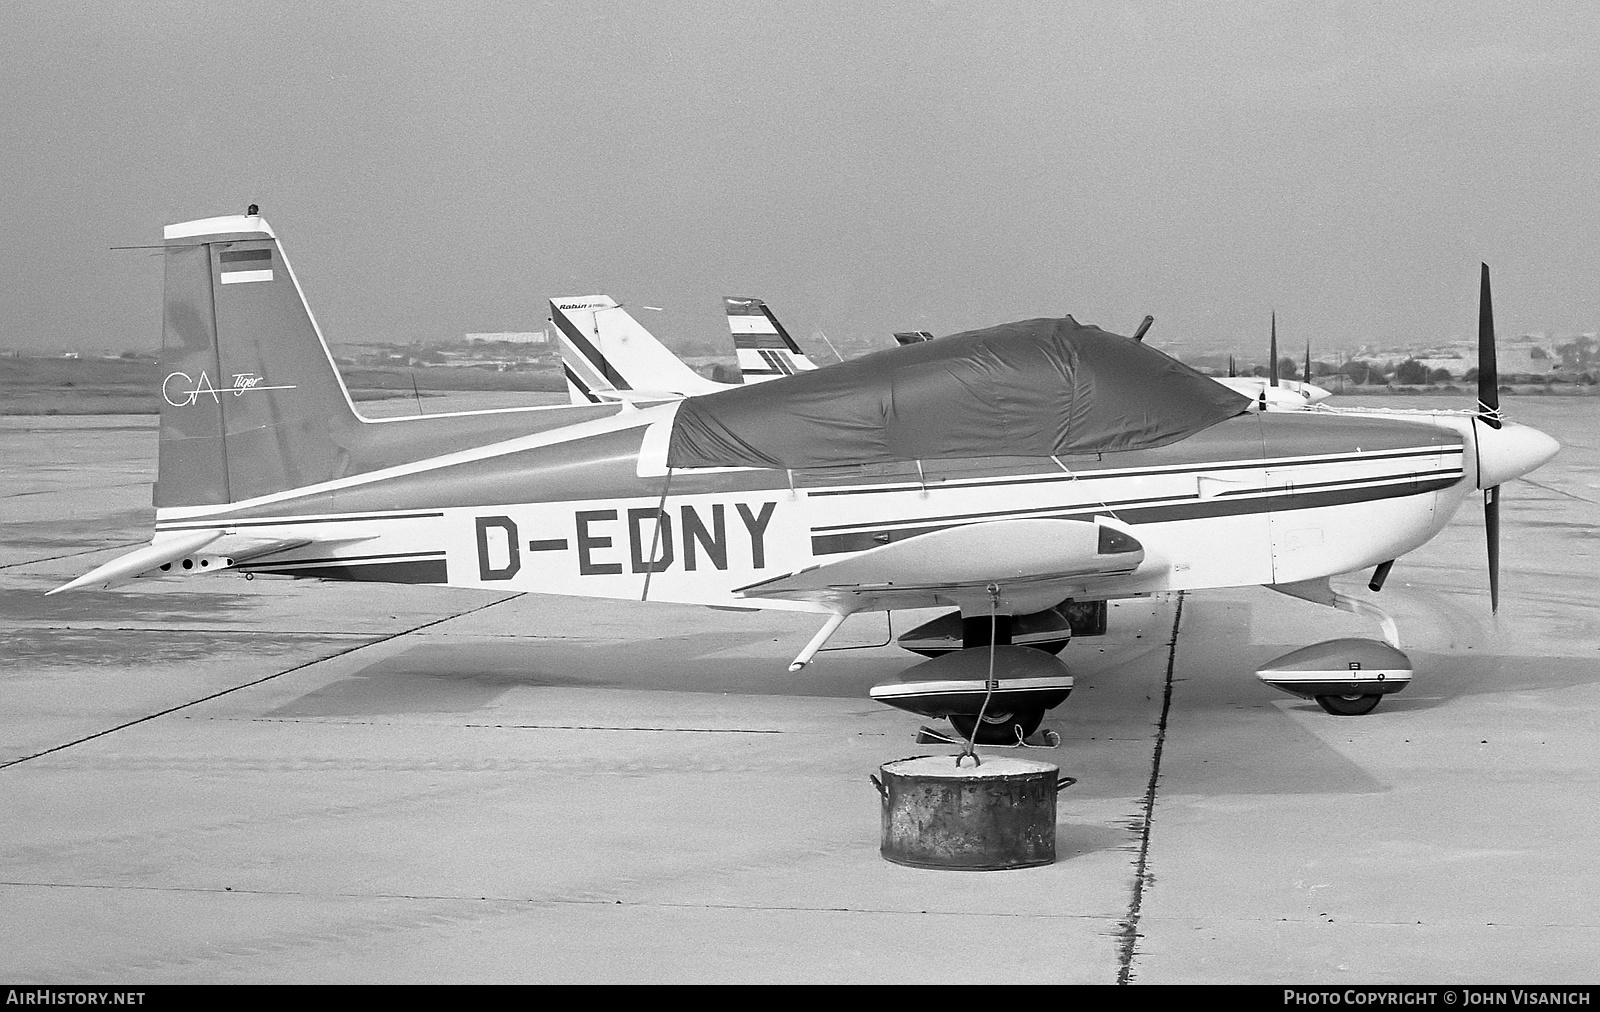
(871, 755), (1074, 870)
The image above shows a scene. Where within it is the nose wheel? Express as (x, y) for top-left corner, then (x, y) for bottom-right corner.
(949, 707), (1045, 744)
(1315, 693), (1382, 717)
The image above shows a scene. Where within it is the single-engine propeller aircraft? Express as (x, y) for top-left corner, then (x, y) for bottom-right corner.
(54, 212), (1559, 744)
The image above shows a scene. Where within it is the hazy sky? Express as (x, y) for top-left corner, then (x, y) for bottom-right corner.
(3, 2), (1598, 357)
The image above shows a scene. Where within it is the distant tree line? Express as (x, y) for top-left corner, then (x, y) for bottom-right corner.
(1248, 355), (1597, 387)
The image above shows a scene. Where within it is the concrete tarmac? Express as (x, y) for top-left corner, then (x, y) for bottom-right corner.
(1, 396), (1596, 984)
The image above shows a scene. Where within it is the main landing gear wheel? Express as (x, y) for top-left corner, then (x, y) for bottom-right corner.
(1315, 693), (1382, 717)
(949, 708), (1045, 744)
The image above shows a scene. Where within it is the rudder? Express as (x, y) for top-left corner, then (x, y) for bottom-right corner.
(725, 296), (818, 382)
(156, 212), (361, 508)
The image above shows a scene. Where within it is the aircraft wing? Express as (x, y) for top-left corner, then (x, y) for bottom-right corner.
(734, 517), (1144, 612)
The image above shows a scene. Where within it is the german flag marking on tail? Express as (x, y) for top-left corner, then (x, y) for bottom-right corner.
(219, 248), (273, 285)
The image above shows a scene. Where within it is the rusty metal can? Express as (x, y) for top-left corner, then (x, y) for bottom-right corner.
(871, 755), (1073, 870)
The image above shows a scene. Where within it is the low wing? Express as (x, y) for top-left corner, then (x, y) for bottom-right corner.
(734, 517), (1144, 613)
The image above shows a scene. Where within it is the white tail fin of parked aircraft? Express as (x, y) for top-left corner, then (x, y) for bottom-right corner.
(550, 295), (729, 404)
(725, 296), (818, 382)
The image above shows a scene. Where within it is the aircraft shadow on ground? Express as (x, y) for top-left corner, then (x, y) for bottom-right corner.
(1054, 821), (1133, 862)
(1, 626), (341, 670)
(0, 584), (258, 627)
(271, 634), (921, 717)
(0, 509), (152, 546)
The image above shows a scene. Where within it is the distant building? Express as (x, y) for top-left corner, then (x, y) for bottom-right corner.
(464, 331), (547, 345)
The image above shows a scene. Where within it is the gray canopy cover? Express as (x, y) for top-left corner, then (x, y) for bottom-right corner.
(666, 316), (1251, 470)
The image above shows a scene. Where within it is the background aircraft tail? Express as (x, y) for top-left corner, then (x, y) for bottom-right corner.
(155, 212), (364, 508)
(725, 296), (818, 382)
(551, 296), (725, 400)
(550, 296), (621, 404)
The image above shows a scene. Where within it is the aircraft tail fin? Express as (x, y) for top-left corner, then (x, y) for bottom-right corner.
(725, 296), (818, 382)
(155, 212), (363, 509)
(550, 296), (621, 405)
(550, 296), (725, 399)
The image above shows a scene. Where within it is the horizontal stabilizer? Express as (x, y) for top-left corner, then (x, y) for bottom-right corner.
(48, 531), (223, 594)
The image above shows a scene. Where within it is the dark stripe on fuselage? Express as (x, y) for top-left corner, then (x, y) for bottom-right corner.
(810, 466), (1459, 535)
(804, 445), (1462, 498)
(239, 557), (448, 584)
(551, 309), (631, 390)
(808, 474), (1459, 556)
(156, 510), (445, 532)
(240, 550), (445, 568)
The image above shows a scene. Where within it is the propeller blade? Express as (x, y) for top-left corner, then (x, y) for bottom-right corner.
(1304, 341), (1312, 387)
(1269, 311), (1279, 387)
(1479, 263), (1501, 429)
(1485, 485), (1500, 613)
(1228, 354), (1236, 378)
(1132, 315), (1154, 342)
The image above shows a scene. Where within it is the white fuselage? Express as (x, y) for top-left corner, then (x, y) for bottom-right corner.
(149, 405), (1475, 618)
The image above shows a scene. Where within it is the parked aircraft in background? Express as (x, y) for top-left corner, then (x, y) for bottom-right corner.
(567, 294), (1330, 416)
(1213, 314), (1332, 407)
(54, 213), (1558, 746)
(725, 296), (819, 379)
(552, 295), (726, 404)
(553, 295), (817, 405)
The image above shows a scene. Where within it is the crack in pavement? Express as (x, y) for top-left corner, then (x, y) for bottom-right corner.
(1116, 591), (1184, 985)
(0, 593), (523, 771)
(0, 541), (146, 571)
